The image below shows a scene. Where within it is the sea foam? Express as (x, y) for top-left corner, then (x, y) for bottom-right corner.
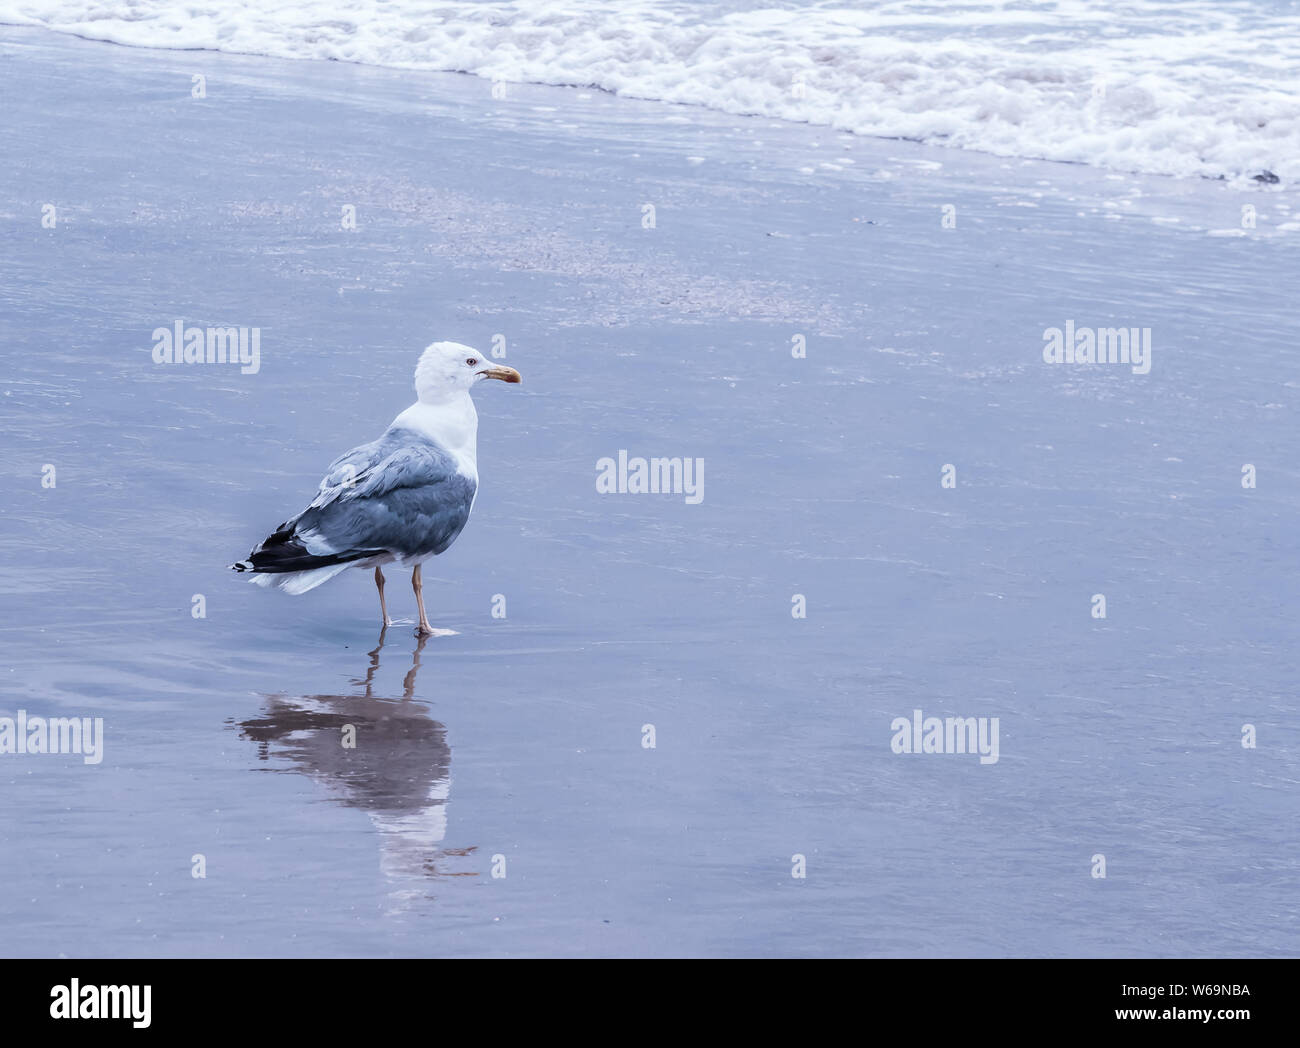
(3, 0), (1297, 183)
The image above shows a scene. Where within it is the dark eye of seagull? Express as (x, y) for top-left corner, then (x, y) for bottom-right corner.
(466, 358), (478, 367)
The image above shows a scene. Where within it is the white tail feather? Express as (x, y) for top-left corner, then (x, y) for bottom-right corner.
(248, 563), (352, 594)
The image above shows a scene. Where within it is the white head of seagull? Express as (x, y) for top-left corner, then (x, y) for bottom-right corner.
(233, 339), (521, 636)
(399, 341), (522, 482)
(415, 340), (521, 402)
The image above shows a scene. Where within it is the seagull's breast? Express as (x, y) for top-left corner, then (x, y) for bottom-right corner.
(392, 396), (479, 485)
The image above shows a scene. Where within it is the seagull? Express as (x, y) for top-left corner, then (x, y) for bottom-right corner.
(232, 341), (521, 634)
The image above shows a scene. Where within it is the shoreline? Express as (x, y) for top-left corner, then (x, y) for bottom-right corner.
(2, 11), (1297, 187)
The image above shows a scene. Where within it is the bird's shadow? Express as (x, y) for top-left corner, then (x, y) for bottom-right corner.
(228, 631), (477, 901)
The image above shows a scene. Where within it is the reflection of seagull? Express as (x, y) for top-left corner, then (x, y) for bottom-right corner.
(232, 341), (521, 634)
(234, 632), (475, 893)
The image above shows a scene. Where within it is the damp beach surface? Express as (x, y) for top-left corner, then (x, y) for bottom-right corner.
(0, 27), (1297, 957)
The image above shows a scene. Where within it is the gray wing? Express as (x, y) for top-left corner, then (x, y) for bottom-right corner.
(291, 427), (477, 560)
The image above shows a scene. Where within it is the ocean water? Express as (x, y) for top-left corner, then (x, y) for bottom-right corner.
(0, 21), (1297, 958)
(2, 0), (1299, 182)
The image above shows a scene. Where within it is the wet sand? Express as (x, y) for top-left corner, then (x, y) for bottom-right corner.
(0, 27), (1296, 957)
